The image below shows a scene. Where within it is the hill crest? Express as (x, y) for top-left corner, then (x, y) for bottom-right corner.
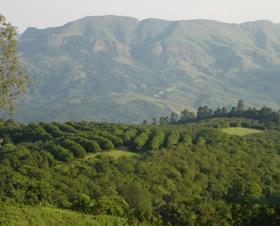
(16, 15), (280, 123)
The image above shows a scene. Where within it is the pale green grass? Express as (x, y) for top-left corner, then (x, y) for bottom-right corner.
(0, 205), (128, 226)
(84, 150), (140, 160)
(221, 127), (263, 136)
(55, 150), (140, 170)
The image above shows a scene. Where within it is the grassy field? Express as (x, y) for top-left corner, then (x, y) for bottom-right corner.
(221, 127), (263, 136)
(84, 150), (141, 160)
(55, 150), (141, 170)
(0, 205), (128, 226)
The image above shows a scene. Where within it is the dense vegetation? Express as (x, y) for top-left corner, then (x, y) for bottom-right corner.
(0, 205), (128, 226)
(0, 114), (280, 225)
(157, 100), (280, 129)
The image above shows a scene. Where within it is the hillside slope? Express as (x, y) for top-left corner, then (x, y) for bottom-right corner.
(0, 205), (128, 226)
(16, 16), (280, 123)
(0, 118), (280, 225)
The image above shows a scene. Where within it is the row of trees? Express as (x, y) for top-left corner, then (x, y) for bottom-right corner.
(154, 100), (280, 126)
(1, 119), (280, 224)
(0, 121), (197, 162)
(1, 113), (276, 165)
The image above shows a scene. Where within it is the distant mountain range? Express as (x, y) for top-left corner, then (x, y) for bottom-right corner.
(15, 15), (280, 123)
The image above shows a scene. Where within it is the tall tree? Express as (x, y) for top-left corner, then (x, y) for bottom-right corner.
(0, 15), (30, 114)
(152, 117), (158, 125)
(180, 108), (196, 123)
(159, 116), (169, 125)
(170, 112), (179, 124)
(222, 107), (228, 115)
(197, 106), (213, 119)
(236, 99), (245, 113)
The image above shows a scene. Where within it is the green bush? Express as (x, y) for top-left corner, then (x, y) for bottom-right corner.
(132, 130), (151, 151)
(100, 133), (123, 147)
(180, 132), (193, 145)
(40, 123), (64, 138)
(122, 129), (137, 145)
(196, 129), (228, 145)
(94, 136), (115, 150)
(147, 130), (165, 150)
(55, 123), (77, 133)
(165, 131), (179, 148)
(72, 137), (101, 153)
(25, 123), (52, 141)
(43, 141), (74, 162)
(56, 137), (86, 158)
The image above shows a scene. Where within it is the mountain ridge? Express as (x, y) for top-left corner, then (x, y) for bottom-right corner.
(15, 15), (280, 123)
(22, 16), (280, 33)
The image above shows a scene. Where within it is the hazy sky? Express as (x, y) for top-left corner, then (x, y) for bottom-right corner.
(2, 0), (280, 32)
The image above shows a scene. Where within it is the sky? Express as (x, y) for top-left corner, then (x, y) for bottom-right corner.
(2, 0), (280, 32)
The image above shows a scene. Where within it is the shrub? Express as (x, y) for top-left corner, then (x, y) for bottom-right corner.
(122, 129), (137, 145)
(196, 129), (228, 145)
(100, 132), (123, 147)
(94, 136), (115, 150)
(43, 141), (74, 162)
(180, 132), (193, 145)
(132, 130), (151, 151)
(56, 138), (86, 158)
(165, 131), (180, 148)
(55, 123), (77, 133)
(72, 137), (101, 153)
(147, 130), (165, 150)
(40, 123), (64, 138)
(25, 123), (52, 141)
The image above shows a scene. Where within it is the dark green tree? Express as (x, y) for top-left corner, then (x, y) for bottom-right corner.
(197, 106), (213, 119)
(159, 116), (169, 125)
(237, 99), (245, 113)
(152, 118), (158, 125)
(179, 108), (196, 123)
(170, 112), (179, 124)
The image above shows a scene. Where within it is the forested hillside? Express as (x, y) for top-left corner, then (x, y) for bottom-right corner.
(15, 16), (280, 123)
(1, 113), (280, 225)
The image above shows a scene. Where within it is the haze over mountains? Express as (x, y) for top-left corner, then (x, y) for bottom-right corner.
(16, 15), (280, 123)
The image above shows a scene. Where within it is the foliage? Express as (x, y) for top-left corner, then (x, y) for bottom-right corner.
(0, 204), (128, 226)
(0, 117), (280, 224)
(159, 100), (280, 129)
(0, 15), (30, 114)
(147, 129), (165, 150)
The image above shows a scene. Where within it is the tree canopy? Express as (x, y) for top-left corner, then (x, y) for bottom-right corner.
(0, 116), (280, 225)
(0, 14), (30, 114)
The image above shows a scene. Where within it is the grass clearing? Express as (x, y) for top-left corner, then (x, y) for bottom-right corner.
(84, 150), (140, 160)
(55, 150), (140, 169)
(0, 205), (128, 226)
(221, 127), (263, 136)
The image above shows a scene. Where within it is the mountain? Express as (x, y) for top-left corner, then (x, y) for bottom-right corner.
(16, 16), (280, 123)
